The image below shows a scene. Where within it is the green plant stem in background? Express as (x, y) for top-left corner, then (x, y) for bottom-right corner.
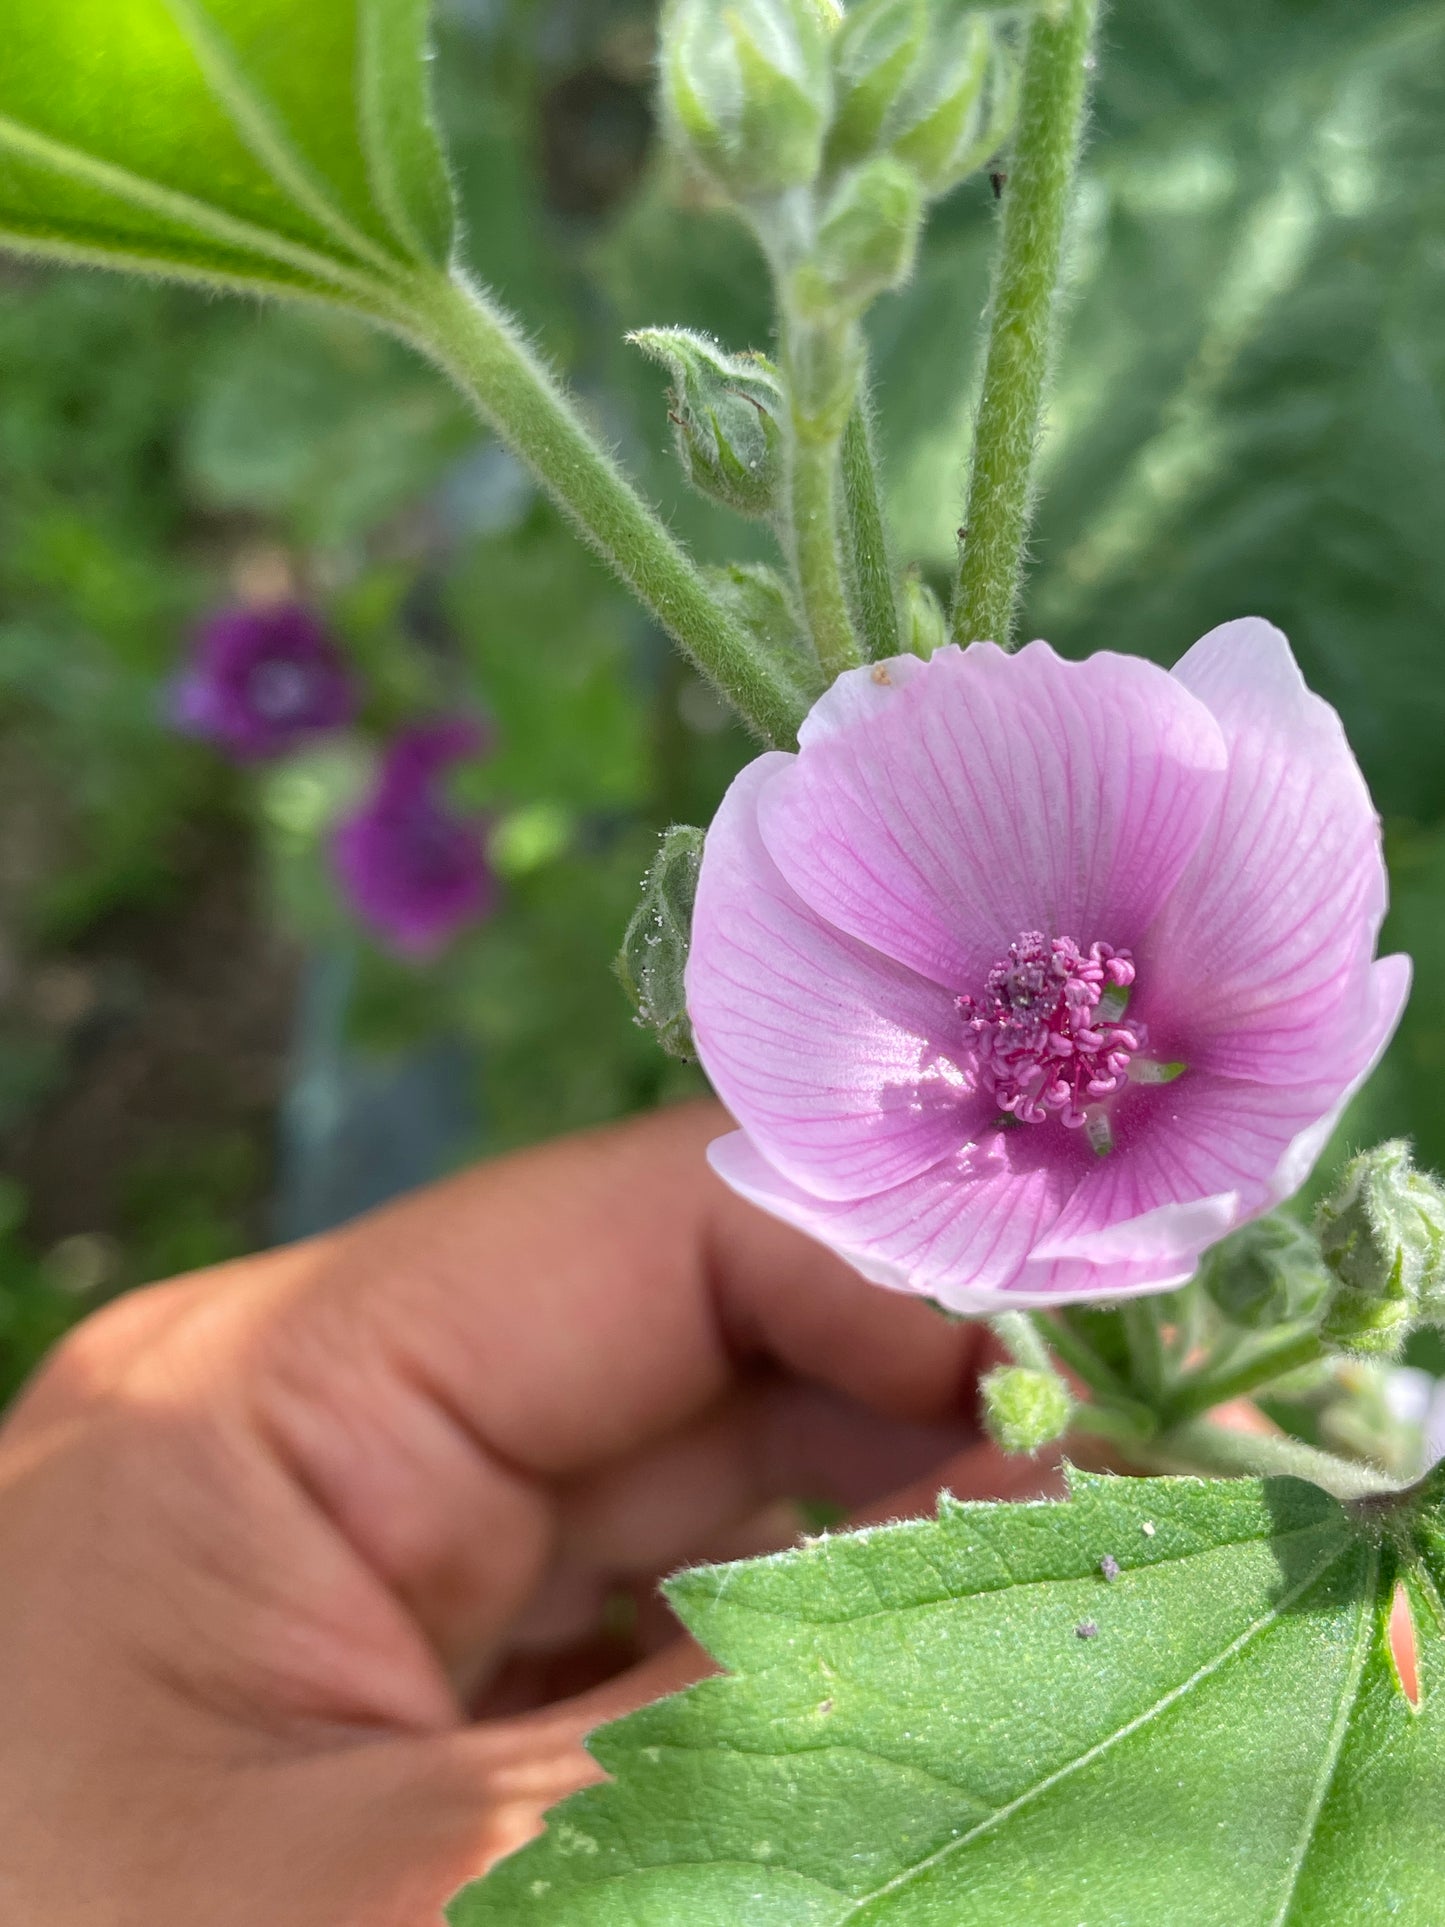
(1168, 1328), (1330, 1425)
(1122, 1297), (1169, 1404)
(408, 272), (813, 747)
(1033, 1308), (1131, 1403)
(841, 399), (902, 661)
(951, 0), (1100, 649)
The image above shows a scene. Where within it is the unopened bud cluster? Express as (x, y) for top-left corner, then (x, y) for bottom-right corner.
(647, 1), (1023, 465)
(662, 0), (1020, 217)
(1316, 1140), (1445, 1357)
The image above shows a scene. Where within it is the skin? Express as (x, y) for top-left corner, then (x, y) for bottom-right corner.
(0, 1100), (1047, 1927)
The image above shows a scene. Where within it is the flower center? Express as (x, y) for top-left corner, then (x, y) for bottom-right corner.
(958, 933), (1143, 1134)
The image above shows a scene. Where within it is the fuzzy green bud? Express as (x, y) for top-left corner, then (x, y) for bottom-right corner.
(660, 0), (834, 199)
(980, 1365), (1074, 1456)
(1199, 1214), (1332, 1333)
(630, 329), (784, 517)
(1317, 1140), (1445, 1357)
(827, 0), (928, 167)
(891, 12), (1019, 195)
(901, 568), (946, 657)
(792, 154), (923, 319)
(615, 826), (705, 1061)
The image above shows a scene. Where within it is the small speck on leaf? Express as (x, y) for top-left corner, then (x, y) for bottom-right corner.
(1141, 1520), (1156, 1537)
(1076, 1620), (1098, 1640)
(1100, 1554), (1121, 1582)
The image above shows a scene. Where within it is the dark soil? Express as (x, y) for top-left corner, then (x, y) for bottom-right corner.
(2, 822), (298, 1276)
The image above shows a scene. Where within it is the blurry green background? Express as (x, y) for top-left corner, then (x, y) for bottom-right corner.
(2, 0), (1443, 1397)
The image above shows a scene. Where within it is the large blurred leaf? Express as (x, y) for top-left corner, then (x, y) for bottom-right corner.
(0, 0), (453, 311)
(454, 1468), (1445, 1925)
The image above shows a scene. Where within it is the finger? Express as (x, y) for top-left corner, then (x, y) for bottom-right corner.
(442, 1433), (1064, 1881)
(246, 1101), (984, 1680)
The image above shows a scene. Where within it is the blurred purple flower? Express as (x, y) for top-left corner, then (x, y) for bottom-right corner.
(686, 621), (1409, 1312)
(332, 718), (496, 959)
(171, 603), (356, 761)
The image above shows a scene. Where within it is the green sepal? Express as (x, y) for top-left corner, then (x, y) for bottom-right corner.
(892, 11), (1021, 195)
(827, 0), (929, 167)
(614, 826), (706, 1062)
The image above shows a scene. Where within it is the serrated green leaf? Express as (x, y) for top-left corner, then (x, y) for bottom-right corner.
(0, 0), (453, 314)
(452, 1469), (1445, 1925)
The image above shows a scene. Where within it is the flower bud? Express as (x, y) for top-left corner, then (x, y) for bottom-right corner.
(891, 12), (1019, 195)
(615, 826), (705, 1061)
(980, 1365), (1074, 1456)
(703, 561), (810, 662)
(660, 0), (834, 199)
(1317, 1140), (1445, 1357)
(791, 154), (923, 320)
(901, 568), (946, 658)
(827, 0), (928, 167)
(630, 329), (784, 518)
(1199, 1214), (1332, 1332)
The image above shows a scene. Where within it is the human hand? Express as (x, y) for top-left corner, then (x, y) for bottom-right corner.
(0, 1101), (1043, 1926)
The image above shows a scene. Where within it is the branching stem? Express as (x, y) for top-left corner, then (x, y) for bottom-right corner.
(406, 270), (811, 747)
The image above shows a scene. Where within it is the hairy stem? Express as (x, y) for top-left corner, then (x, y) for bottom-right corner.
(1167, 1330), (1330, 1426)
(405, 270), (810, 747)
(789, 427), (864, 679)
(1142, 1418), (1399, 1503)
(991, 1310), (1063, 1379)
(951, 0), (1100, 648)
(842, 399), (901, 662)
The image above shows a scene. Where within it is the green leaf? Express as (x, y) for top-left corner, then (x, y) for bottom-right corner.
(452, 1469), (1445, 1924)
(0, 0), (453, 314)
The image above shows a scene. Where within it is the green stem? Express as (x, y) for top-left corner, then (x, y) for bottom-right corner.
(990, 1310), (1061, 1378)
(1143, 1418), (1399, 1503)
(1034, 1310), (1132, 1405)
(403, 270), (810, 748)
(1122, 1299), (1168, 1405)
(789, 426), (864, 679)
(951, 0), (1100, 648)
(841, 399), (901, 662)
(1167, 1330), (1330, 1426)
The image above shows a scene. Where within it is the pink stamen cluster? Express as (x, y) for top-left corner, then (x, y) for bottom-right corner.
(959, 933), (1142, 1129)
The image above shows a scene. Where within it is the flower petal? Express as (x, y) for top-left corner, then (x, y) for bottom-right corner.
(687, 755), (979, 1201)
(1036, 952), (1411, 1266)
(1150, 619), (1389, 1082)
(758, 642), (1228, 993)
(707, 1127), (1072, 1312)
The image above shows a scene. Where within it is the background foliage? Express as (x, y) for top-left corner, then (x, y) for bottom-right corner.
(2, 0), (1444, 1397)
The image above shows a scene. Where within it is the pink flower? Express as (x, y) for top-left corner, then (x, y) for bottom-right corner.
(686, 621), (1409, 1310)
